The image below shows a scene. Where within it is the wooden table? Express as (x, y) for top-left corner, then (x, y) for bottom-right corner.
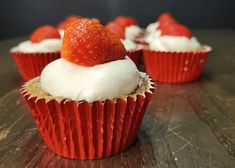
(0, 30), (235, 168)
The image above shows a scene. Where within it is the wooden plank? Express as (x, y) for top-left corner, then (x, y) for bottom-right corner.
(0, 30), (235, 167)
(0, 37), (26, 96)
(159, 83), (235, 168)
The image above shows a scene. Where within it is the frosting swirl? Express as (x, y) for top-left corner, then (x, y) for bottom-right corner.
(11, 39), (61, 53)
(144, 22), (161, 43)
(125, 25), (142, 40)
(149, 36), (201, 52)
(41, 57), (140, 102)
(121, 39), (138, 51)
(145, 22), (159, 33)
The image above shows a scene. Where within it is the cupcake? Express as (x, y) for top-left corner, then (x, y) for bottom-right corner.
(106, 16), (143, 65)
(10, 25), (61, 81)
(21, 19), (155, 160)
(143, 13), (211, 83)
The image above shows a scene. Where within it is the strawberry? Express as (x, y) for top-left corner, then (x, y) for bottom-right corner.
(30, 25), (60, 43)
(57, 15), (83, 29)
(114, 16), (138, 27)
(62, 19), (126, 66)
(160, 23), (192, 38)
(157, 12), (176, 24)
(157, 19), (177, 30)
(105, 21), (125, 39)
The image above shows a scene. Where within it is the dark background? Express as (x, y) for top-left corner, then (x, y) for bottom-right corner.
(1, 0), (234, 40)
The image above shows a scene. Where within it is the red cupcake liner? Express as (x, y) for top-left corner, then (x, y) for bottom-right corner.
(11, 52), (60, 81)
(143, 46), (212, 83)
(127, 50), (142, 65)
(21, 78), (155, 160)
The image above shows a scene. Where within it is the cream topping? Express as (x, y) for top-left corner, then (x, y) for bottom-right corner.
(149, 36), (201, 52)
(125, 25), (142, 40)
(40, 57), (140, 102)
(11, 39), (61, 53)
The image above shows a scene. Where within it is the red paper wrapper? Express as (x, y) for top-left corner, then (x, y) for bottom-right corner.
(21, 79), (155, 160)
(11, 52), (60, 81)
(127, 50), (142, 65)
(143, 46), (211, 83)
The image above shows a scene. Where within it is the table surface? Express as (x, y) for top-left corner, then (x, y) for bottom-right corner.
(0, 30), (235, 168)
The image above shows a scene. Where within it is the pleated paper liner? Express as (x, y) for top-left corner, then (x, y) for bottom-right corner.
(11, 52), (60, 81)
(21, 74), (155, 160)
(143, 46), (212, 83)
(127, 50), (142, 65)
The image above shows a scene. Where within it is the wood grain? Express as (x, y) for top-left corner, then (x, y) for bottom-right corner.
(0, 30), (235, 168)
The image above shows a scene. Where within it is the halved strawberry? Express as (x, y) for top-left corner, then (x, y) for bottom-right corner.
(105, 21), (125, 39)
(157, 12), (177, 24)
(114, 16), (138, 27)
(160, 23), (192, 38)
(62, 19), (126, 66)
(157, 19), (177, 30)
(30, 25), (60, 43)
(57, 15), (83, 30)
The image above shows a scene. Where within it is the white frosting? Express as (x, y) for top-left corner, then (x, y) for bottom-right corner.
(40, 57), (140, 102)
(145, 30), (161, 43)
(11, 39), (62, 53)
(144, 22), (161, 43)
(121, 39), (138, 51)
(145, 22), (159, 33)
(149, 36), (201, 52)
(125, 25), (142, 40)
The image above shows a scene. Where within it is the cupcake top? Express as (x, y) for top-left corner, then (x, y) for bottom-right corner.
(40, 19), (146, 102)
(105, 16), (142, 50)
(145, 13), (176, 35)
(11, 25), (62, 53)
(144, 13), (170, 42)
(146, 12), (201, 52)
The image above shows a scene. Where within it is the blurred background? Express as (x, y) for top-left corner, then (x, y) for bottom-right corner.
(0, 0), (234, 40)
